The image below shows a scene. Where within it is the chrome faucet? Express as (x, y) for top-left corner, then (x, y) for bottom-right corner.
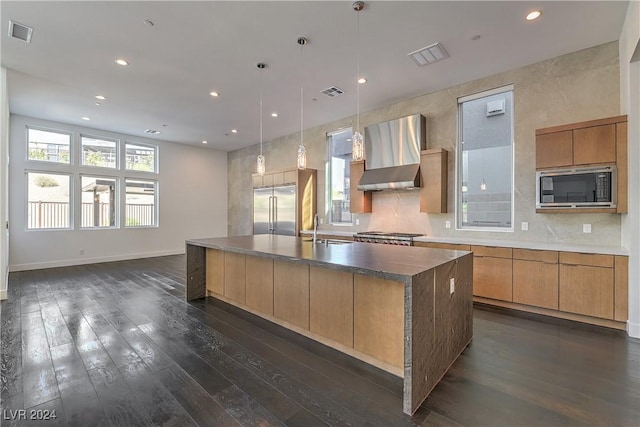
(313, 213), (319, 244)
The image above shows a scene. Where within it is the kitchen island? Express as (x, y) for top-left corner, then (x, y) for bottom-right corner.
(185, 235), (473, 415)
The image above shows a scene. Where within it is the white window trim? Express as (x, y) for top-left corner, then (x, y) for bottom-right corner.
(124, 141), (159, 174)
(25, 169), (73, 231)
(326, 128), (354, 226)
(25, 125), (72, 165)
(124, 178), (159, 228)
(80, 133), (120, 170)
(79, 174), (120, 230)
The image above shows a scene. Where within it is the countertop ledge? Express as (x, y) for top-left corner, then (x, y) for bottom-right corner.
(300, 230), (628, 256)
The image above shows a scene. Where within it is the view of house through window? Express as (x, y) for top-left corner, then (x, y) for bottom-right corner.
(27, 172), (71, 229)
(126, 179), (157, 227)
(126, 142), (156, 172)
(327, 129), (352, 224)
(27, 127), (71, 163)
(81, 176), (117, 228)
(457, 86), (514, 230)
(81, 135), (117, 168)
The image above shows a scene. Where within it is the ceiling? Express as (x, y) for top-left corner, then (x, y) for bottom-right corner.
(1, 1), (630, 152)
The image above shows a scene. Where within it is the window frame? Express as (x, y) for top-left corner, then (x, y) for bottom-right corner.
(80, 134), (119, 170)
(326, 128), (354, 226)
(25, 170), (73, 231)
(455, 84), (515, 232)
(124, 141), (158, 174)
(124, 178), (159, 228)
(26, 125), (72, 165)
(78, 174), (120, 230)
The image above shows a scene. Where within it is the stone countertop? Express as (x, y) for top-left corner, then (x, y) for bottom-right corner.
(187, 235), (469, 282)
(299, 230), (629, 256)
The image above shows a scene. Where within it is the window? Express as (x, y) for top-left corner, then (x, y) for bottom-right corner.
(457, 86), (513, 230)
(80, 176), (117, 228)
(81, 135), (117, 168)
(327, 129), (352, 224)
(125, 179), (157, 227)
(27, 172), (71, 229)
(27, 127), (71, 163)
(126, 142), (157, 172)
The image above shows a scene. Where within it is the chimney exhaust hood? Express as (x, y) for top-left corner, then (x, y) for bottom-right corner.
(358, 114), (426, 191)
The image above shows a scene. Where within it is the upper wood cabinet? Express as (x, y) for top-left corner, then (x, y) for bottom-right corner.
(419, 149), (448, 213)
(350, 161), (372, 214)
(535, 115), (626, 169)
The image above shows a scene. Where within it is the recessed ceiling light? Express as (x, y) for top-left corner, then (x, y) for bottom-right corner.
(95, 95), (106, 100)
(144, 129), (161, 135)
(82, 116), (90, 121)
(143, 19), (154, 27)
(202, 140), (207, 144)
(115, 58), (129, 66)
(95, 102), (101, 106)
(358, 78), (367, 84)
(231, 129), (238, 134)
(526, 10), (541, 20)
(210, 91), (219, 97)
(271, 113), (278, 118)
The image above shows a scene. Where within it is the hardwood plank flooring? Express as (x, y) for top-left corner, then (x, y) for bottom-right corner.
(1, 254), (639, 426)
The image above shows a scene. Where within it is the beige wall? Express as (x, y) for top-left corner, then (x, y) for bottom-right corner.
(228, 42), (621, 247)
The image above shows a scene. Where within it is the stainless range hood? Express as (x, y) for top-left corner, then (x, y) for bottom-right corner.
(358, 114), (426, 191)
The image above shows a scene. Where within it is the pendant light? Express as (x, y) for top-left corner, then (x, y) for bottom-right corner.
(351, 1), (365, 162)
(256, 63), (266, 176)
(480, 150), (487, 191)
(297, 37), (308, 170)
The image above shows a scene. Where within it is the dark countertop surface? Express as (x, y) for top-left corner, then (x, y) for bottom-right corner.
(187, 235), (470, 281)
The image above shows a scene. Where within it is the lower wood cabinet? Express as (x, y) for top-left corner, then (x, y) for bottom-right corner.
(512, 249), (559, 310)
(205, 248), (224, 296)
(245, 255), (274, 315)
(224, 252), (246, 304)
(471, 246), (513, 302)
(273, 260), (310, 329)
(309, 267), (354, 347)
(559, 264), (614, 319)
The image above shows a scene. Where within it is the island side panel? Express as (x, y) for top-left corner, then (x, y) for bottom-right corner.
(406, 253), (474, 414)
(186, 243), (206, 301)
(206, 248), (224, 296)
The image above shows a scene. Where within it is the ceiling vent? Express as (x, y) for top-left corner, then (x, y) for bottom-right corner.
(144, 129), (161, 135)
(8, 20), (33, 43)
(408, 42), (448, 66)
(321, 86), (345, 98)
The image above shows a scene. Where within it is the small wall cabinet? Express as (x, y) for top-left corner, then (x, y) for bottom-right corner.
(535, 115), (627, 213)
(419, 148), (448, 213)
(350, 161), (372, 214)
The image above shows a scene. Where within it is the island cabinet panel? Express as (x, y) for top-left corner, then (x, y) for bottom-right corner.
(245, 255), (274, 315)
(471, 246), (512, 301)
(573, 124), (616, 165)
(615, 256), (629, 322)
(309, 267), (354, 348)
(354, 275), (404, 369)
(186, 244), (206, 301)
(205, 249), (224, 296)
(512, 252), (559, 310)
(559, 264), (614, 319)
(536, 130), (573, 169)
(273, 261), (310, 329)
(224, 252), (246, 304)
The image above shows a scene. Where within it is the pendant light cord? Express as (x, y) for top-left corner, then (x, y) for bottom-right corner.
(260, 66), (263, 156)
(300, 41), (304, 148)
(356, 7), (360, 134)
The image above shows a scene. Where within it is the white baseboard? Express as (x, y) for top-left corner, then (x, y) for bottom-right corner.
(0, 289), (6, 300)
(8, 249), (185, 272)
(628, 320), (640, 339)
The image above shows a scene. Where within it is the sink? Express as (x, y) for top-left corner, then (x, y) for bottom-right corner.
(303, 238), (353, 245)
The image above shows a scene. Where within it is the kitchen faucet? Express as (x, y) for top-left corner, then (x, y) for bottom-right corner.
(313, 213), (319, 244)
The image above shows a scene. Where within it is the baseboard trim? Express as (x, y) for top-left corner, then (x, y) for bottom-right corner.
(9, 249), (185, 272)
(0, 289), (6, 300)
(628, 320), (640, 339)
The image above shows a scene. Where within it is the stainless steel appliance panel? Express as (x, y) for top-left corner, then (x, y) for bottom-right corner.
(364, 114), (426, 170)
(536, 165), (616, 209)
(273, 185), (296, 236)
(253, 187), (273, 234)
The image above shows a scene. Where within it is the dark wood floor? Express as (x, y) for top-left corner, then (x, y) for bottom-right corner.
(1, 255), (638, 426)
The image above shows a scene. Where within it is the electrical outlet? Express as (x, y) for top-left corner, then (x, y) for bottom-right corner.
(445, 220), (451, 229)
(583, 223), (592, 233)
(521, 222), (528, 231)
(355, 219), (360, 226)
(449, 278), (455, 294)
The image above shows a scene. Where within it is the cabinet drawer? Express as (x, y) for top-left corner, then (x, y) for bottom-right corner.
(559, 264), (614, 319)
(252, 175), (263, 188)
(513, 259), (558, 310)
(559, 252), (614, 268)
(513, 248), (558, 263)
(471, 245), (512, 259)
(271, 172), (284, 186)
(473, 256), (512, 301)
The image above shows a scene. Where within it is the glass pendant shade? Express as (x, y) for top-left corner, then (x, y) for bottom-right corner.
(352, 131), (364, 161)
(297, 144), (307, 170)
(480, 179), (487, 191)
(257, 154), (265, 176)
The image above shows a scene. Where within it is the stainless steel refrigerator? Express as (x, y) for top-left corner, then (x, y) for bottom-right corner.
(253, 184), (296, 235)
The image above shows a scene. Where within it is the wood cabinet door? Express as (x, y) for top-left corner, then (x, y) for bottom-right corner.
(419, 149), (447, 213)
(559, 264), (614, 319)
(283, 170), (297, 184)
(350, 161), (372, 213)
(206, 249), (224, 295)
(273, 261), (310, 329)
(614, 256), (628, 322)
(473, 256), (513, 301)
(309, 267), (354, 347)
(513, 259), (558, 309)
(224, 252), (246, 304)
(536, 131), (573, 169)
(252, 174), (263, 188)
(573, 124), (616, 165)
(245, 255), (274, 315)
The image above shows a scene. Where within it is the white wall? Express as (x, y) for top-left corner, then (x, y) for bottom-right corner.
(620, 1), (640, 338)
(0, 68), (9, 299)
(9, 115), (228, 270)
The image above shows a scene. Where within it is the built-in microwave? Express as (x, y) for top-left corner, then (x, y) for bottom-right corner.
(536, 165), (616, 209)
